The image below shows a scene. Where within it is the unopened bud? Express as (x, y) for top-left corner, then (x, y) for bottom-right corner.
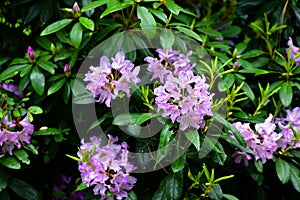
(64, 64), (70, 73)
(233, 61), (239, 71)
(27, 46), (35, 59)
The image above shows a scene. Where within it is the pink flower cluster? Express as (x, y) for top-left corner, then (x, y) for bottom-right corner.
(84, 51), (140, 107)
(145, 48), (213, 131)
(0, 113), (34, 155)
(77, 135), (136, 200)
(231, 107), (300, 165)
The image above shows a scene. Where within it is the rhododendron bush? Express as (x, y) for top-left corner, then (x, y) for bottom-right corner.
(1, 0), (300, 199)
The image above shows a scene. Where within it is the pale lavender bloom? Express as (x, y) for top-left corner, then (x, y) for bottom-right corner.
(0, 112), (34, 155)
(232, 151), (252, 166)
(0, 83), (24, 98)
(84, 51), (140, 107)
(154, 69), (213, 131)
(77, 135), (136, 199)
(287, 37), (300, 64)
(27, 46), (35, 59)
(144, 57), (171, 83)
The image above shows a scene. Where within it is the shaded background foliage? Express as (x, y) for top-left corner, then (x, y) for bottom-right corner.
(1, 0), (300, 199)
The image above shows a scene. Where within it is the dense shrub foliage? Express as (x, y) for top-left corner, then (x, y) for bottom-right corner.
(1, 0), (300, 199)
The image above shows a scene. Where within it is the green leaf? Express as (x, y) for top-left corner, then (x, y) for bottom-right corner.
(0, 169), (9, 192)
(23, 144), (38, 155)
(156, 123), (173, 164)
(100, 0), (134, 18)
(33, 128), (62, 136)
(254, 160), (263, 173)
(30, 66), (45, 96)
(9, 58), (29, 66)
(171, 153), (186, 173)
(275, 158), (290, 184)
(175, 26), (202, 42)
(152, 172), (183, 200)
(0, 157), (20, 169)
(290, 164), (300, 192)
(279, 82), (293, 107)
(36, 36), (52, 51)
(137, 6), (156, 39)
(160, 28), (175, 50)
(125, 191), (137, 200)
(47, 78), (66, 95)
(113, 113), (159, 126)
(0, 64), (32, 82)
(28, 106), (43, 114)
(0, 57), (10, 66)
(37, 60), (56, 74)
(185, 129), (200, 151)
(79, 17), (95, 31)
(8, 178), (39, 200)
(222, 194), (239, 200)
(41, 19), (73, 36)
(13, 149), (30, 165)
(241, 49), (266, 59)
(148, 8), (168, 23)
(197, 28), (222, 37)
(70, 23), (83, 49)
(81, 0), (109, 12)
(219, 26), (241, 38)
(88, 112), (113, 132)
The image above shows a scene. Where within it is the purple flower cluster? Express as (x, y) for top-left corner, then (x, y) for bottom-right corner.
(77, 135), (136, 200)
(145, 48), (213, 131)
(84, 51), (140, 107)
(231, 107), (300, 165)
(0, 83), (24, 98)
(0, 113), (34, 155)
(287, 37), (300, 64)
(53, 174), (86, 200)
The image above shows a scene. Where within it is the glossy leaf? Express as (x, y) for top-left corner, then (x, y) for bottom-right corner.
(0, 64), (31, 82)
(37, 60), (56, 74)
(13, 149), (30, 165)
(41, 19), (73, 36)
(137, 6), (156, 39)
(8, 178), (39, 200)
(171, 153), (186, 173)
(28, 106), (43, 114)
(33, 128), (63, 136)
(279, 82), (293, 107)
(185, 129), (200, 151)
(70, 22), (83, 49)
(81, 0), (109, 12)
(160, 28), (175, 50)
(30, 66), (45, 96)
(0, 157), (20, 169)
(290, 164), (300, 192)
(79, 17), (95, 31)
(175, 27), (202, 42)
(100, 0), (134, 18)
(275, 158), (290, 184)
(47, 78), (66, 95)
(152, 172), (183, 200)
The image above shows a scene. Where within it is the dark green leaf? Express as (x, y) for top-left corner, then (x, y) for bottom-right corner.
(8, 178), (39, 200)
(148, 8), (168, 23)
(290, 164), (300, 192)
(223, 194), (239, 200)
(185, 129), (200, 151)
(36, 36), (52, 51)
(79, 17), (95, 31)
(23, 144), (38, 155)
(241, 49), (265, 59)
(41, 19), (73, 36)
(30, 66), (45, 96)
(33, 128), (62, 136)
(112, 113), (158, 126)
(0, 157), (20, 169)
(175, 27), (202, 42)
(275, 158), (290, 184)
(152, 172), (183, 200)
(100, 0), (134, 18)
(47, 78), (66, 95)
(171, 153), (186, 173)
(9, 58), (29, 66)
(279, 82), (293, 107)
(137, 6), (156, 39)
(88, 112), (113, 132)
(156, 123), (173, 164)
(37, 60), (56, 74)
(0, 64), (31, 82)
(62, 81), (71, 104)
(125, 191), (137, 200)
(197, 28), (222, 37)
(0, 57), (10, 66)
(0, 169), (9, 192)
(13, 149), (30, 165)
(70, 23), (83, 49)
(219, 26), (241, 38)
(81, 0), (109, 12)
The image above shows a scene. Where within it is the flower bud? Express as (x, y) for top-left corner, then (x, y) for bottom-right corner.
(233, 61), (239, 71)
(64, 64), (71, 77)
(72, 2), (80, 17)
(27, 46), (35, 59)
